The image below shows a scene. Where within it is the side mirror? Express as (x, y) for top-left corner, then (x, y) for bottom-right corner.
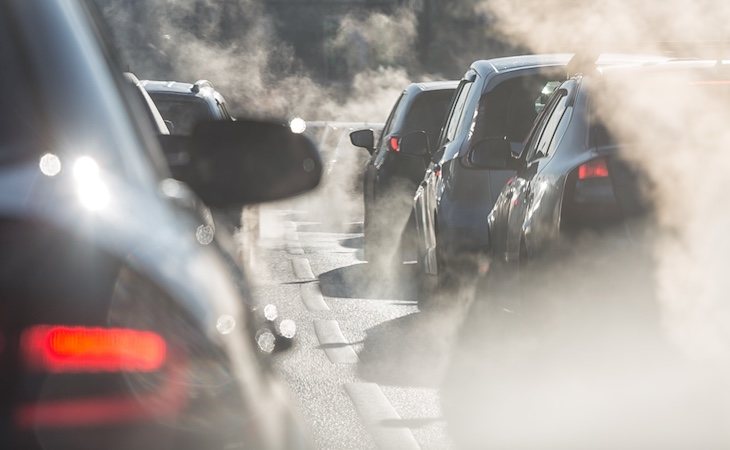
(399, 131), (429, 157)
(350, 129), (375, 154)
(164, 120), (175, 132)
(465, 137), (515, 170)
(160, 119), (322, 207)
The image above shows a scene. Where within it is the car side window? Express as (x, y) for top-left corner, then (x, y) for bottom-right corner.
(545, 101), (572, 157)
(525, 89), (567, 162)
(443, 81), (473, 145)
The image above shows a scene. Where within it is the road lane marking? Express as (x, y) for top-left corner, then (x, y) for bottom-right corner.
(286, 241), (305, 255)
(344, 383), (421, 450)
(313, 320), (359, 364)
(291, 257), (315, 280)
(300, 282), (330, 311)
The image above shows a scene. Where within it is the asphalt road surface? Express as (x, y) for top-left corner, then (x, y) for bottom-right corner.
(245, 187), (468, 449)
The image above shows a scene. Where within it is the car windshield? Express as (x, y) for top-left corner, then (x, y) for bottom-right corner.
(148, 94), (213, 135)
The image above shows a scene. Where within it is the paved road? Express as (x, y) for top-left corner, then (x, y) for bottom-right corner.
(246, 198), (466, 449)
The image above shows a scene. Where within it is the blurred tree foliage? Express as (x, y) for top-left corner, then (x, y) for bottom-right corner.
(98, 0), (519, 82)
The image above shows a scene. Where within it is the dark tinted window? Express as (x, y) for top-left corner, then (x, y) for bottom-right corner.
(402, 89), (455, 150)
(532, 92), (569, 159)
(149, 94), (214, 135)
(472, 75), (554, 144)
(444, 81), (473, 144)
(524, 89), (564, 162)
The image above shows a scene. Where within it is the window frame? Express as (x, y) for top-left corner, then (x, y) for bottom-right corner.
(524, 89), (566, 163)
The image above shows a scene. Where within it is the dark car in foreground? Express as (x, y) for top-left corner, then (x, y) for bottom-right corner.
(0, 0), (321, 448)
(349, 81), (458, 267)
(412, 55), (571, 283)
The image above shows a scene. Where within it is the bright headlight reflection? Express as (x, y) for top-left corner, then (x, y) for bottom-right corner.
(263, 304), (278, 321)
(290, 117), (307, 134)
(256, 329), (276, 353)
(278, 319), (296, 339)
(39, 153), (62, 177)
(216, 314), (236, 335)
(73, 156), (110, 211)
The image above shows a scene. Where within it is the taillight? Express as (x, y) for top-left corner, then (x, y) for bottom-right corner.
(577, 159), (609, 180)
(21, 325), (167, 373)
(388, 136), (400, 152)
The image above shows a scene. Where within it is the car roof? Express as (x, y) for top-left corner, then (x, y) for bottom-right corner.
(470, 53), (672, 78)
(140, 79), (224, 102)
(140, 79), (198, 94)
(411, 80), (460, 91)
(471, 54), (573, 76)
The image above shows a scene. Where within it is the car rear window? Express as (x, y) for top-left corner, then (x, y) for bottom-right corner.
(402, 89), (455, 149)
(472, 75), (554, 144)
(148, 94), (214, 135)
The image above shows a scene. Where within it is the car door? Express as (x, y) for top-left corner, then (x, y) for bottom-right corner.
(365, 93), (403, 237)
(516, 82), (576, 260)
(498, 85), (571, 263)
(416, 77), (474, 272)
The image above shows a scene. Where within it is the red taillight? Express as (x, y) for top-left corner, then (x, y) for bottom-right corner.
(388, 136), (400, 152)
(21, 325), (167, 373)
(577, 159), (609, 180)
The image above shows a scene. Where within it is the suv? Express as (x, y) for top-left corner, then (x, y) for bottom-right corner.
(350, 81), (458, 267)
(413, 55), (571, 283)
(0, 1), (320, 448)
(141, 79), (233, 135)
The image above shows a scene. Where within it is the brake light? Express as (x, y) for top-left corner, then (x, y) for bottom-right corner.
(21, 325), (166, 373)
(578, 159), (609, 180)
(388, 136), (400, 152)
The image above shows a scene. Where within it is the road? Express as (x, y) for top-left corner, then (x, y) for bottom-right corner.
(245, 190), (467, 449)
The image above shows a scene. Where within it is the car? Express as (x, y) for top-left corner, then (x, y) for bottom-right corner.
(412, 55), (571, 284)
(442, 56), (730, 449)
(144, 78), (260, 237)
(141, 79), (233, 135)
(0, 1), (321, 448)
(127, 72), (295, 345)
(486, 56), (729, 277)
(349, 81), (458, 268)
